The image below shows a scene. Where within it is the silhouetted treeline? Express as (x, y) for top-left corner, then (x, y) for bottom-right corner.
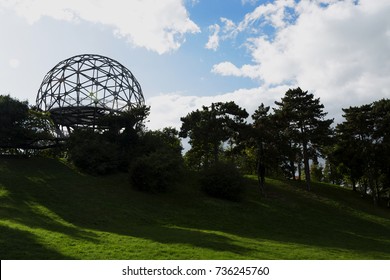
(1, 90), (389, 206)
(179, 88), (390, 206)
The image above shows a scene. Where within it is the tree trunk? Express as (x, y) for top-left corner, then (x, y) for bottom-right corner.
(302, 141), (311, 191)
(360, 179), (368, 198)
(256, 141), (266, 197)
(352, 178), (357, 192)
(290, 159), (295, 180)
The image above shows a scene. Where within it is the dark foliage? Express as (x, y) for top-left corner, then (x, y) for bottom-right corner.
(180, 101), (249, 168)
(129, 128), (184, 193)
(334, 99), (390, 205)
(273, 88), (333, 190)
(66, 107), (149, 175)
(0, 95), (56, 153)
(130, 149), (183, 193)
(199, 161), (244, 201)
(67, 130), (123, 175)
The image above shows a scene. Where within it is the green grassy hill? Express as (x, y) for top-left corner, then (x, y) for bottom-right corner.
(0, 157), (389, 259)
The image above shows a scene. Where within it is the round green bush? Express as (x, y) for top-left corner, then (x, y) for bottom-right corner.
(67, 130), (121, 175)
(200, 162), (244, 201)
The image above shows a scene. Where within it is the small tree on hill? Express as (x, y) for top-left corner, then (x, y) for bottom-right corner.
(180, 101), (248, 169)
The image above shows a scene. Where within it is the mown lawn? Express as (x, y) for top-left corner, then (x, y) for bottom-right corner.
(0, 157), (389, 259)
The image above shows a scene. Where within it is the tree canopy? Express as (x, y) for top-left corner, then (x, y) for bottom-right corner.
(2, 90), (389, 206)
(334, 99), (390, 204)
(273, 88), (333, 190)
(0, 95), (56, 152)
(180, 101), (248, 168)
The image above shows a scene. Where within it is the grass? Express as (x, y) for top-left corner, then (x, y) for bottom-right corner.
(0, 157), (389, 259)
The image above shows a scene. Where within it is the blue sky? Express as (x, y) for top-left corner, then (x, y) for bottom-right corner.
(1, 0), (390, 130)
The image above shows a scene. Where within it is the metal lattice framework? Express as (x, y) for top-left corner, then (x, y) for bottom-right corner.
(36, 54), (145, 133)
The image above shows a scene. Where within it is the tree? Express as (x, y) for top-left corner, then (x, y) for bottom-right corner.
(371, 99), (390, 206)
(335, 99), (390, 205)
(67, 106), (150, 174)
(0, 95), (29, 149)
(23, 109), (58, 147)
(250, 103), (275, 195)
(322, 149), (344, 185)
(274, 88), (333, 190)
(101, 105), (150, 136)
(129, 128), (184, 193)
(67, 129), (123, 175)
(180, 101), (248, 168)
(334, 105), (372, 192)
(0, 95), (57, 153)
(133, 127), (183, 157)
(271, 110), (301, 180)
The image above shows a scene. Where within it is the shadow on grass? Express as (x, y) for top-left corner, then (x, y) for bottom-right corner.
(1, 157), (389, 259)
(0, 224), (72, 259)
(123, 225), (253, 258)
(1, 158), (253, 258)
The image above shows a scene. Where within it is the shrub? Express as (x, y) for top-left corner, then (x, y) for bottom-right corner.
(200, 162), (244, 201)
(129, 128), (184, 193)
(67, 130), (121, 175)
(129, 149), (183, 193)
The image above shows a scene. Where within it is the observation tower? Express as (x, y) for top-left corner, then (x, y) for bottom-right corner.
(36, 54), (145, 136)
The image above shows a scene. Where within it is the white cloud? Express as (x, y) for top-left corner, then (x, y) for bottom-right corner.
(238, 0), (296, 31)
(220, 17), (236, 33)
(212, 0), (390, 110)
(205, 18), (238, 51)
(0, 0), (200, 54)
(146, 85), (289, 130)
(206, 0), (295, 50)
(211, 61), (261, 80)
(205, 23), (220, 51)
(212, 61), (242, 76)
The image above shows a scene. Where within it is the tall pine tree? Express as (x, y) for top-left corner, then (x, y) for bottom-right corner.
(274, 88), (333, 190)
(251, 103), (271, 195)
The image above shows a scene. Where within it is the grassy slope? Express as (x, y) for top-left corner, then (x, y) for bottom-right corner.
(0, 157), (389, 260)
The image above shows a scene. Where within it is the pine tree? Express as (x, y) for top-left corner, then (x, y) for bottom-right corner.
(274, 88), (333, 190)
(180, 101), (248, 168)
(336, 99), (390, 205)
(251, 103), (271, 195)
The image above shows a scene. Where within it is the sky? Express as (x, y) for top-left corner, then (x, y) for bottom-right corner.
(1, 0), (390, 130)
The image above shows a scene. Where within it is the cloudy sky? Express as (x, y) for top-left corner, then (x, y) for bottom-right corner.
(1, 0), (390, 130)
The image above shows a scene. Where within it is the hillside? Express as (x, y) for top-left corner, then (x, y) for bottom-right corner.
(0, 157), (389, 259)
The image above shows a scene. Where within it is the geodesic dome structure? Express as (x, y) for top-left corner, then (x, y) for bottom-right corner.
(36, 54), (145, 134)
